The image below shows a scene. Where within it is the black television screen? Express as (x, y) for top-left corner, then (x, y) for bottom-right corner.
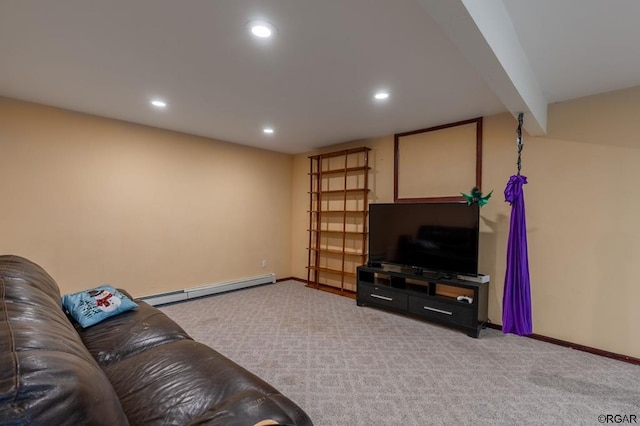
(368, 202), (479, 275)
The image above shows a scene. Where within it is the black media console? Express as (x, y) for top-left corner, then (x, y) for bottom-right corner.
(356, 265), (489, 337)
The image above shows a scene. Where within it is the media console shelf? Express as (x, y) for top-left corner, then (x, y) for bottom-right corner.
(356, 266), (489, 337)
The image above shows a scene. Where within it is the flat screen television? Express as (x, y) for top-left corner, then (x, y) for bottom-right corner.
(368, 202), (479, 275)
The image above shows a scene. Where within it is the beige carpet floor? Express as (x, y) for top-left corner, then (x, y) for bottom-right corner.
(159, 280), (640, 426)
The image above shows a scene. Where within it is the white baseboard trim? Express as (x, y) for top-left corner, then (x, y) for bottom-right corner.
(139, 273), (276, 306)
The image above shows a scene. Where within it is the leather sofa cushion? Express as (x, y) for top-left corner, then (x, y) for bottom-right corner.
(0, 350), (129, 425)
(0, 255), (129, 426)
(75, 301), (192, 365)
(101, 339), (310, 426)
(77, 302), (311, 425)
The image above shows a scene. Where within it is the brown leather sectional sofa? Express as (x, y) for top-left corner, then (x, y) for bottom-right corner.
(0, 255), (312, 425)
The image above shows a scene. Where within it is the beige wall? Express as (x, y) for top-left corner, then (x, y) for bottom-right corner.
(292, 86), (640, 359)
(3, 85), (639, 359)
(0, 97), (293, 297)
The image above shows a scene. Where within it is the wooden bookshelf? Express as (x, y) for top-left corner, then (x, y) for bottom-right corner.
(306, 147), (370, 294)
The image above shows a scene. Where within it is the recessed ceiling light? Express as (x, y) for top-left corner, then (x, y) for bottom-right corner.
(150, 99), (167, 108)
(374, 91), (390, 100)
(252, 25), (271, 38)
(248, 20), (277, 38)
(263, 127), (275, 134)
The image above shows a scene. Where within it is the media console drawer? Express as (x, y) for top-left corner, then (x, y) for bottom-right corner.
(408, 296), (472, 326)
(358, 283), (408, 310)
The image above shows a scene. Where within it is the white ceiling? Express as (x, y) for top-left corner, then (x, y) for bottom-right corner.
(1, 0), (639, 154)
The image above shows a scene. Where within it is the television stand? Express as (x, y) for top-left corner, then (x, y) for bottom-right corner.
(356, 265), (489, 337)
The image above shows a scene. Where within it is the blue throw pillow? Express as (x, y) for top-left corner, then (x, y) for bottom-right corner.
(62, 285), (138, 328)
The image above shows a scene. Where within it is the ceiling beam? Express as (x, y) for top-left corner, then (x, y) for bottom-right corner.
(418, 0), (547, 135)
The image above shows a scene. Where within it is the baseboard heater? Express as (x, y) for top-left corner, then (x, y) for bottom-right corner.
(139, 273), (276, 306)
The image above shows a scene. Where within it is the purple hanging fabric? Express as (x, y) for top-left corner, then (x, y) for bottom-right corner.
(502, 174), (532, 335)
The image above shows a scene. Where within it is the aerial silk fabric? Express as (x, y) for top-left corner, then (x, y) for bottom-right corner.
(502, 174), (532, 335)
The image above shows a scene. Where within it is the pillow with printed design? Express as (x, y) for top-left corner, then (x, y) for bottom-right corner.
(62, 285), (138, 328)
